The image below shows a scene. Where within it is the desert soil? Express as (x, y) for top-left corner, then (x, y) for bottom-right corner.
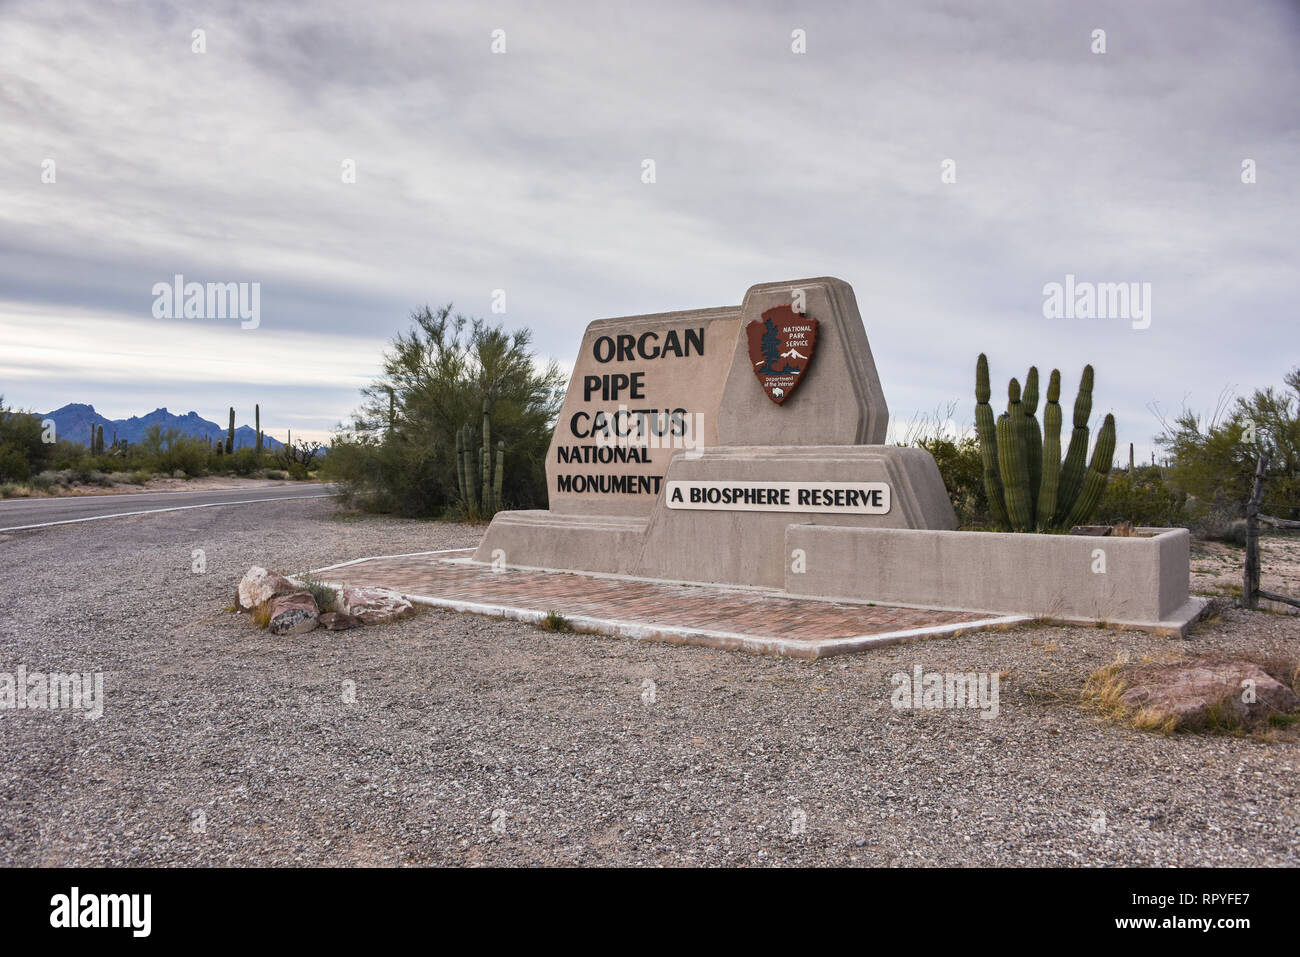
(0, 498), (1297, 866)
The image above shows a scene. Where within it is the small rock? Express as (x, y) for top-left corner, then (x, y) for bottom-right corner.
(342, 586), (415, 625)
(237, 566), (298, 611)
(318, 611), (364, 631)
(267, 593), (320, 635)
(1117, 658), (1300, 730)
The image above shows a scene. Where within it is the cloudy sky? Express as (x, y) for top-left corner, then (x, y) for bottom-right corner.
(2, 0), (1297, 451)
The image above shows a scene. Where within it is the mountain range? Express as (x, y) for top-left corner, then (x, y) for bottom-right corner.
(42, 404), (286, 450)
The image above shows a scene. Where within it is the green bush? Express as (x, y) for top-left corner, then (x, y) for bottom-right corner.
(0, 446), (30, 483)
(0, 398), (53, 482)
(1095, 466), (1189, 528)
(323, 304), (564, 518)
(227, 448), (260, 476)
(1157, 366), (1300, 520)
(914, 435), (990, 527)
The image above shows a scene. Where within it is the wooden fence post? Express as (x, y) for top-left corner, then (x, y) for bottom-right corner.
(1243, 452), (1269, 610)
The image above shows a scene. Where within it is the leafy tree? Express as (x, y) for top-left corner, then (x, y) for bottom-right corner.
(324, 304), (566, 517)
(1155, 366), (1300, 519)
(0, 396), (53, 482)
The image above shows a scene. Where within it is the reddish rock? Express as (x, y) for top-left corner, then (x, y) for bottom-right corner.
(341, 586), (415, 625)
(1118, 658), (1300, 730)
(318, 611), (364, 631)
(237, 566), (298, 611)
(267, 593), (320, 635)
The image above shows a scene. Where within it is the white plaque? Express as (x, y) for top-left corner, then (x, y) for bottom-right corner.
(665, 480), (890, 514)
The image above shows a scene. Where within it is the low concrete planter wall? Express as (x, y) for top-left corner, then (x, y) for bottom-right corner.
(784, 524), (1201, 634)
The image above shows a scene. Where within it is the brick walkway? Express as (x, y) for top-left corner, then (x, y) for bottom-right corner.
(311, 550), (1026, 658)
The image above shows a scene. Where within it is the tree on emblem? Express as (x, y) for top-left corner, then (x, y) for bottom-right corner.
(759, 318), (782, 374)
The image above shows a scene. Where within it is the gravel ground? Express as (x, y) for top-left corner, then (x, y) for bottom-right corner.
(0, 498), (1297, 867)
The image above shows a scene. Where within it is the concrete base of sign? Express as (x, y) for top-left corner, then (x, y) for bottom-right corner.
(783, 524), (1204, 636)
(473, 509), (648, 576)
(474, 443), (958, 586)
(473, 509), (1201, 635)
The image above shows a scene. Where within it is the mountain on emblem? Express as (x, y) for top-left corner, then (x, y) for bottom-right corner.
(744, 304), (819, 406)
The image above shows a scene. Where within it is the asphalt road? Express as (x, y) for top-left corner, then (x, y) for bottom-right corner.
(0, 483), (335, 532)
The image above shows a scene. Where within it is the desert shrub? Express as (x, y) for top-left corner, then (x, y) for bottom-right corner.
(1095, 466), (1189, 528)
(295, 574), (338, 614)
(29, 472), (54, 492)
(0, 398), (52, 481)
(227, 447), (261, 476)
(128, 470), (150, 485)
(325, 434), (445, 515)
(1196, 505), (1249, 546)
(0, 446), (30, 483)
(1157, 366), (1300, 520)
(323, 304), (565, 518)
(914, 435), (989, 527)
(265, 470), (286, 480)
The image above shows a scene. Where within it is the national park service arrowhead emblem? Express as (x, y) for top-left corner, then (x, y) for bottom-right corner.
(745, 305), (819, 405)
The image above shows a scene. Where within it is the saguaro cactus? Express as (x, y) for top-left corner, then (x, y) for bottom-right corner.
(456, 402), (507, 515)
(493, 440), (504, 507)
(226, 407), (236, 454)
(976, 358), (1114, 531)
(255, 404), (263, 454)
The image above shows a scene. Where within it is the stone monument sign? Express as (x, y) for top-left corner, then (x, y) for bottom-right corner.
(477, 276), (955, 587)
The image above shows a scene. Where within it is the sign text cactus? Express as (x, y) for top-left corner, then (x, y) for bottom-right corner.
(975, 354), (1116, 532)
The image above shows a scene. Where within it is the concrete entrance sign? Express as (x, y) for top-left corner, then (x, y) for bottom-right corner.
(473, 275), (1198, 633)
(478, 276), (956, 583)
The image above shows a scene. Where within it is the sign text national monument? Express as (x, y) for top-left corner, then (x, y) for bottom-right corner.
(475, 276), (1200, 635)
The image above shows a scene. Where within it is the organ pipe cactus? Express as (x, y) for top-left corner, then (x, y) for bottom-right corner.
(974, 355), (1010, 529)
(975, 356), (1114, 532)
(1036, 370), (1062, 528)
(1021, 367), (1042, 518)
(1064, 414), (1117, 528)
(997, 379), (1034, 531)
(1056, 364), (1094, 523)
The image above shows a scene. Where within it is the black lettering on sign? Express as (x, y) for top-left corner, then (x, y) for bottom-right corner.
(592, 328), (704, 363)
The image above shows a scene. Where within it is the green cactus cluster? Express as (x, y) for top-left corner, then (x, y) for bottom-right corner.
(456, 400), (505, 517)
(975, 354), (1116, 532)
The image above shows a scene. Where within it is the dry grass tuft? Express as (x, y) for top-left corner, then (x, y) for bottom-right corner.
(537, 610), (572, 633)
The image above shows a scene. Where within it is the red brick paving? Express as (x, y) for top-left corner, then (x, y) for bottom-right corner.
(314, 550), (1010, 656)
